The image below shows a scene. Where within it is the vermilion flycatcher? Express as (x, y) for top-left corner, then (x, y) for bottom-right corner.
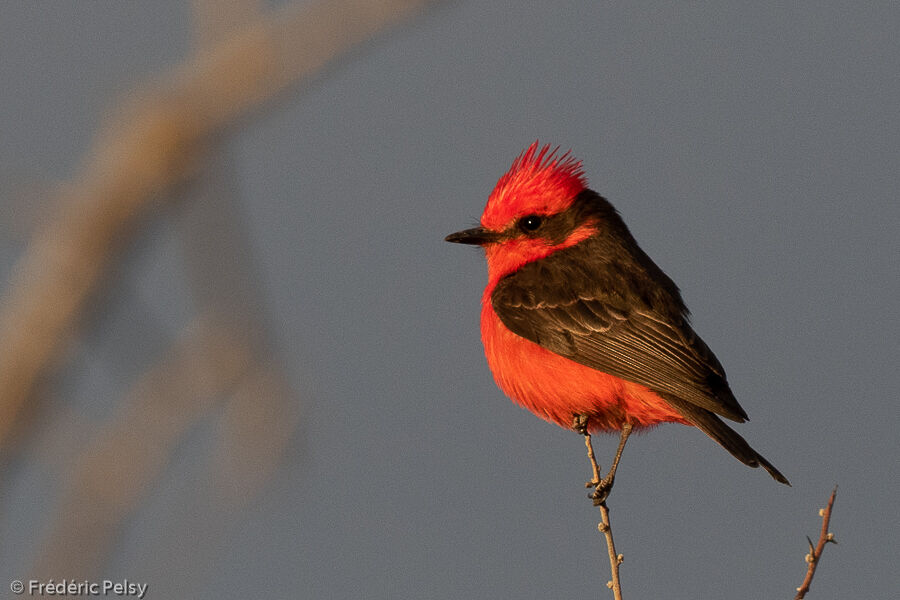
(446, 143), (788, 498)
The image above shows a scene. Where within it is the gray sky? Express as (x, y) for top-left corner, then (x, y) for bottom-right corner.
(1, 2), (898, 598)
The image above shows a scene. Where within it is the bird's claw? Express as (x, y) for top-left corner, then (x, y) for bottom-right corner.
(571, 414), (590, 435)
(589, 478), (613, 505)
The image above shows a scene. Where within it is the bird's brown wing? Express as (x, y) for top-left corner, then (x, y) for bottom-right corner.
(491, 237), (749, 423)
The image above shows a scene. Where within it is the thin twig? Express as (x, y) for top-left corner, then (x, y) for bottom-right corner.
(598, 502), (624, 600)
(794, 486), (838, 599)
(583, 430), (624, 600)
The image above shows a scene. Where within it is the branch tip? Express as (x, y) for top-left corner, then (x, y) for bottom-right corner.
(794, 487), (838, 599)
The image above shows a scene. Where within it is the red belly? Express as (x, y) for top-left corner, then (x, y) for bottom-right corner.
(481, 302), (689, 432)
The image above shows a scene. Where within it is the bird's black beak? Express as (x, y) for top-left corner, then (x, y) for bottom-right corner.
(444, 226), (500, 246)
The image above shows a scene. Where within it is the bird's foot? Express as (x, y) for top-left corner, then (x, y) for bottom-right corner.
(571, 414), (590, 435)
(590, 477), (614, 506)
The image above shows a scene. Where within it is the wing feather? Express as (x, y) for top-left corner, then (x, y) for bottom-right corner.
(491, 237), (749, 422)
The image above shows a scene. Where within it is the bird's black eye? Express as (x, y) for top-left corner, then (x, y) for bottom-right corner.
(519, 215), (544, 233)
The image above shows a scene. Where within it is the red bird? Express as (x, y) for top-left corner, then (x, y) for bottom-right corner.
(446, 143), (788, 495)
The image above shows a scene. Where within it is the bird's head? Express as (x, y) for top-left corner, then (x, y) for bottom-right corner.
(446, 142), (599, 284)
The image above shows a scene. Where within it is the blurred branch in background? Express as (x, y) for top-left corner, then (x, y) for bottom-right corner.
(0, 0), (430, 448)
(0, 0), (431, 582)
(31, 318), (253, 576)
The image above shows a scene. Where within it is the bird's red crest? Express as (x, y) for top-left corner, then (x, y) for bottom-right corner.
(481, 142), (587, 230)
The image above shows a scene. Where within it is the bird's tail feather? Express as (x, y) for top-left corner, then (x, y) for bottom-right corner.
(661, 393), (790, 485)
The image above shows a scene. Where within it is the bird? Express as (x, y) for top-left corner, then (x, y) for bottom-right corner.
(445, 142), (789, 501)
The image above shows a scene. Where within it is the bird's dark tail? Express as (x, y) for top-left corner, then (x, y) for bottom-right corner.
(661, 394), (790, 485)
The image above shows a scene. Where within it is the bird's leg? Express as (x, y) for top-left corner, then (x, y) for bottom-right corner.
(590, 422), (633, 506)
(573, 415), (603, 490)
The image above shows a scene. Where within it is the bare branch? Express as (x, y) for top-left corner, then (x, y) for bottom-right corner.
(582, 429), (625, 600)
(598, 502), (624, 600)
(794, 486), (838, 599)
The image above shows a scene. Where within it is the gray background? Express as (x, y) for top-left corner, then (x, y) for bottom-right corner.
(2, 1), (898, 598)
